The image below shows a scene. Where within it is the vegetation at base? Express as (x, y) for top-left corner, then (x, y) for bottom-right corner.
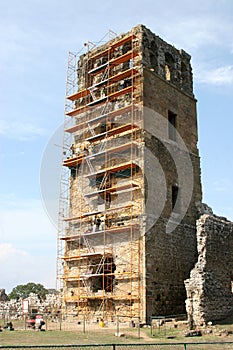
(8, 282), (49, 300)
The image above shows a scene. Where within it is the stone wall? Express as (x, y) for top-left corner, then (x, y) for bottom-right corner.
(0, 293), (62, 318)
(142, 33), (202, 317)
(185, 214), (233, 327)
(140, 24), (193, 97)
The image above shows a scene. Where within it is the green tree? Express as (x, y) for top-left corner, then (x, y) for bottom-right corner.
(8, 282), (49, 300)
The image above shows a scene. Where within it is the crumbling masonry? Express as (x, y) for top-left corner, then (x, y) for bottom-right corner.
(57, 24), (232, 325)
(185, 214), (233, 327)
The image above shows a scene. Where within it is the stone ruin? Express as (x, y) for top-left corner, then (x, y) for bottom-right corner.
(1, 211), (233, 328)
(185, 212), (233, 327)
(0, 289), (8, 302)
(0, 291), (62, 319)
(1, 25), (231, 329)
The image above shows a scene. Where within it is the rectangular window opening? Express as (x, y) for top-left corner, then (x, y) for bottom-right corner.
(172, 185), (179, 212)
(168, 111), (177, 141)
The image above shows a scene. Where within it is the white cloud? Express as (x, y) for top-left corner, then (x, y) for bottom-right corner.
(0, 14), (66, 74)
(163, 18), (217, 50)
(144, 11), (233, 89)
(0, 120), (47, 140)
(0, 243), (28, 262)
(0, 14), (82, 75)
(0, 243), (56, 293)
(0, 197), (56, 243)
(195, 65), (233, 85)
(0, 197), (57, 292)
(158, 14), (233, 53)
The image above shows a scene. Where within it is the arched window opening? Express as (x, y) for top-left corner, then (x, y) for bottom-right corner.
(165, 52), (174, 81)
(149, 41), (158, 71)
(165, 64), (171, 80)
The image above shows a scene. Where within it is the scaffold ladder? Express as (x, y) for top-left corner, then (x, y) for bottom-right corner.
(86, 157), (95, 173)
(99, 139), (106, 153)
(99, 172), (108, 190)
(82, 278), (92, 296)
(87, 122), (96, 137)
(96, 255), (105, 275)
(83, 236), (95, 253)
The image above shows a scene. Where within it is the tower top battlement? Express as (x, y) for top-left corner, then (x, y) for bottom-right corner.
(83, 24), (194, 97)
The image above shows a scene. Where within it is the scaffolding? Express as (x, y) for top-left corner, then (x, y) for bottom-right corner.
(57, 32), (144, 321)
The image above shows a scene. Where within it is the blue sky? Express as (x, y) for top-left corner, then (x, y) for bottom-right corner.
(0, 0), (233, 293)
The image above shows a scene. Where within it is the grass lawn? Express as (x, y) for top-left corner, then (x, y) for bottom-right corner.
(0, 328), (233, 347)
(0, 329), (126, 346)
(0, 317), (233, 347)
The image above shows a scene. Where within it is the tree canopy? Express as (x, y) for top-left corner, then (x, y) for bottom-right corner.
(8, 282), (49, 300)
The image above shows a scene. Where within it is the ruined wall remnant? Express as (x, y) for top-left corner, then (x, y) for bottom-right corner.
(0, 289), (8, 302)
(185, 214), (233, 327)
(0, 293), (62, 319)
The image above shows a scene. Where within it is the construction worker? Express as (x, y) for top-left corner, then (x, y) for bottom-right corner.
(92, 215), (97, 232)
(76, 143), (82, 155)
(100, 214), (105, 231)
(88, 143), (94, 155)
(70, 144), (75, 156)
(101, 86), (107, 98)
(93, 215), (101, 232)
(120, 79), (125, 90)
(83, 141), (89, 155)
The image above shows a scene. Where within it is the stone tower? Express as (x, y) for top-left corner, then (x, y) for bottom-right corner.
(58, 24), (202, 322)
